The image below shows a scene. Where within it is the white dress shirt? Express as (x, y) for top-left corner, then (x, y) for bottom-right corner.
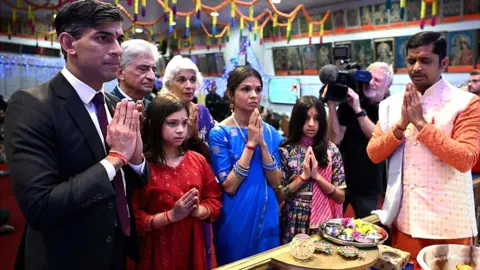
(61, 68), (145, 196)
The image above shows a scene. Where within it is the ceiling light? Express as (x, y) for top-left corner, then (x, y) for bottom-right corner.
(171, 21), (176, 26)
(135, 28), (143, 33)
(272, 0), (281, 3)
(53, 14), (57, 19)
(211, 11), (219, 17)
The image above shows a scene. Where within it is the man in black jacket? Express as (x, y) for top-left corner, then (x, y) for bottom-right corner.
(4, 1), (149, 269)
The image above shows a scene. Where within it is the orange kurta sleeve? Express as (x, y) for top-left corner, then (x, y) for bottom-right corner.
(366, 122), (403, 164)
(416, 96), (480, 173)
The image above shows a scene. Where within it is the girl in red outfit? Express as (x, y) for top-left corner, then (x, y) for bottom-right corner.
(132, 93), (222, 270)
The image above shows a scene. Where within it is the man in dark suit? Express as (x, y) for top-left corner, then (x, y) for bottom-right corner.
(4, 1), (149, 270)
(111, 39), (157, 109)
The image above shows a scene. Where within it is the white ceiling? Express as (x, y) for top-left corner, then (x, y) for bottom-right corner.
(0, 0), (352, 34)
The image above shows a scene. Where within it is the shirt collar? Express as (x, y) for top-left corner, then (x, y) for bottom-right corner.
(422, 77), (447, 98)
(61, 67), (105, 105)
(117, 84), (144, 102)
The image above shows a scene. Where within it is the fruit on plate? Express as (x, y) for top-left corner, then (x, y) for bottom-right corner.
(456, 265), (473, 270)
(342, 228), (354, 237)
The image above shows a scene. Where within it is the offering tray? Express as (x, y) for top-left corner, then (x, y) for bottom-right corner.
(320, 218), (389, 248)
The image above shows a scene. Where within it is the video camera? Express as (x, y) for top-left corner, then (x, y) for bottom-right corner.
(319, 46), (372, 102)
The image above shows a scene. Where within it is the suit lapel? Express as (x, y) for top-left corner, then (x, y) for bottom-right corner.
(51, 73), (106, 162)
(104, 92), (119, 117)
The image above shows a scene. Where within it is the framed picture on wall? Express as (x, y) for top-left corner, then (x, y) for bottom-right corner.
(442, 0), (461, 22)
(318, 43), (333, 69)
(477, 30), (480, 69)
(463, 0), (480, 20)
(300, 45), (318, 75)
(346, 8), (360, 28)
(299, 16), (308, 35)
(406, 0), (421, 24)
(374, 38), (394, 67)
(390, 1), (404, 26)
(287, 47), (303, 75)
(352, 39), (373, 68)
(374, 3), (389, 26)
(278, 18), (288, 38)
(360, 5), (374, 30)
(264, 20), (273, 39)
(207, 54), (219, 77)
(272, 47), (288, 75)
(333, 10), (346, 33)
(215, 53), (225, 76)
(394, 36), (410, 73)
(291, 18), (301, 36)
(448, 30), (475, 72)
(198, 55), (209, 75)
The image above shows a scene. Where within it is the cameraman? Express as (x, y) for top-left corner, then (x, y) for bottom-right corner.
(327, 62), (393, 218)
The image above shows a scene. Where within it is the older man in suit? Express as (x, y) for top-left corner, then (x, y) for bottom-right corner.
(4, 1), (149, 270)
(111, 39), (158, 109)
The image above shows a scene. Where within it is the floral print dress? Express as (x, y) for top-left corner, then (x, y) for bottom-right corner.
(279, 142), (346, 244)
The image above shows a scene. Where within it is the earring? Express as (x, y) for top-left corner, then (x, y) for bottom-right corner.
(230, 103), (235, 113)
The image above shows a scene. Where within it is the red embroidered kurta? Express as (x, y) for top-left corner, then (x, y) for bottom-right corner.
(132, 151), (222, 270)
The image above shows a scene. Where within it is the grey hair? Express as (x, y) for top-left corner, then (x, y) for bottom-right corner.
(120, 39), (160, 68)
(162, 55), (203, 92)
(367, 62), (394, 85)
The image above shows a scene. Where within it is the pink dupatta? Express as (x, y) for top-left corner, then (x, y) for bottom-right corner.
(309, 151), (343, 229)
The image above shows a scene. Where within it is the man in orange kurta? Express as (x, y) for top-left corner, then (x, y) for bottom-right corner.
(367, 31), (480, 267)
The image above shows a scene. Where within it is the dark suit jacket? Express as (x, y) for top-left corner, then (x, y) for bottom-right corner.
(4, 73), (150, 270)
(111, 86), (151, 108)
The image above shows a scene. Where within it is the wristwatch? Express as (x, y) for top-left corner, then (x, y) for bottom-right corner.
(355, 110), (367, 118)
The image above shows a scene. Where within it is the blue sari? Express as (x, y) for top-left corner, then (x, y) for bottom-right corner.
(209, 122), (284, 266)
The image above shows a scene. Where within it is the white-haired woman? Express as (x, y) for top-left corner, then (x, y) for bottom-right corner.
(163, 55), (215, 145)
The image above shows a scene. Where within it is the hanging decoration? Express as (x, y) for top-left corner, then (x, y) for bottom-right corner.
(133, 0), (138, 21)
(431, 0), (438, 26)
(308, 23), (313, 45)
(141, 0), (146, 17)
(400, 0), (406, 20)
(230, 1), (236, 27)
(172, 0), (177, 16)
(4, 0), (334, 47)
(163, 0), (169, 23)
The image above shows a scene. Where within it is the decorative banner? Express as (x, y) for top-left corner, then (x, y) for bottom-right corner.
(134, 0), (138, 21)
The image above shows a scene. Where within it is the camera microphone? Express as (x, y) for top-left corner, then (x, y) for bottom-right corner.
(319, 64), (339, 85)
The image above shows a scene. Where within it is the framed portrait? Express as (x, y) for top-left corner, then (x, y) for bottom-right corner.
(272, 47), (288, 75)
(291, 18), (301, 36)
(264, 20), (273, 39)
(334, 41), (352, 66)
(448, 30), (475, 72)
(287, 47), (303, 75)
(215, 53), (225, 76)
(311, 12), (332, 34)
(463, 0), (480, 20)
(198, 55), (209, 75)
(351, 39), (373, 68)
(394, 36), (410, 72)
(442, 0), (461, 21)
(156, 57), (167, 76)
(300, 45), (318, 75)
(390, 1), (404, 25)
(333, 10), (346, 32)
(360, 5), (374, 26)
(374, 38), (394, 67)
(477, 30), (480, 69)
(239, 36), (247, 55)
(346, 8), (360, 28)
(374, 3), (389, 26)
(207, 54), (218, 77)
(321, 12), (333, 31)
(406, 0), (421, 22)
(299, 16), (309, 35)
(317, 43), (333, 69)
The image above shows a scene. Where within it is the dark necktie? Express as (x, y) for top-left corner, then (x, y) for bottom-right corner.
(92, 92), (131, 236)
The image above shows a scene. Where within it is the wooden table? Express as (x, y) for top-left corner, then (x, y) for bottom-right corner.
(269, 235), (379, 270)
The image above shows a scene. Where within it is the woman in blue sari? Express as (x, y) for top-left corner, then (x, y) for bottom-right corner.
(209, 66), (284, 266)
